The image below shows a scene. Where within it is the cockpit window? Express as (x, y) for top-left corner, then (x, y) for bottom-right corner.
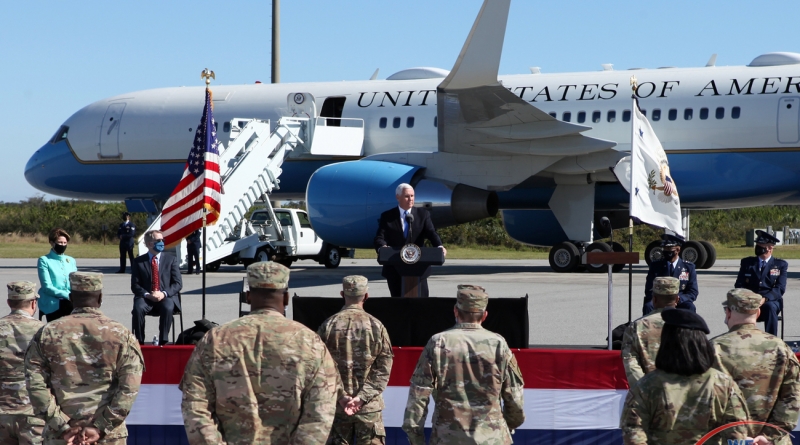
(50, 125), (69, 144)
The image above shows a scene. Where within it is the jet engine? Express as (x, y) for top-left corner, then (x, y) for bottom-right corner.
(306, 160), (498, 248)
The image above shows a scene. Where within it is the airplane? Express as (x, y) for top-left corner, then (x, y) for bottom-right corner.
(24, 0), (800, 273)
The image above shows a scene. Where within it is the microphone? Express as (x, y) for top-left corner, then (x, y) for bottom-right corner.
(405, 212), (414, 239)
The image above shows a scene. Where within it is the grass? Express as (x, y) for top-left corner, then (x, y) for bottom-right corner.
(0, 233), (138, 259)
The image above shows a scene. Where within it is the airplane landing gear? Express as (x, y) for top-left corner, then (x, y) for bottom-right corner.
(643, 239), (717, 269)
(548, 242), (580, 273)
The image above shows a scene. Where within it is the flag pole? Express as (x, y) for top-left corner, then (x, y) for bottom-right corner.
(628, 218), (633, 323)
(628, 76), (638, 324)
(202, 208), (207, 320)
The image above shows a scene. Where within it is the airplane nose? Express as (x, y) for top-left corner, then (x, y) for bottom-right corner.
(24, 140), (72, 195)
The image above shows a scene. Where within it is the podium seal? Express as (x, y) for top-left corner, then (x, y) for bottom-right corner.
(400, 244), (422, 264)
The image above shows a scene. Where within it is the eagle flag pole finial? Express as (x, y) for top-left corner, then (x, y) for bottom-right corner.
(201, 68), (216, 86)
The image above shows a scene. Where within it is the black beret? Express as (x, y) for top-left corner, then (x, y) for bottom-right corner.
(661, 233), (685, 248)
(661, 308), (710, 334)
(755, 230), (779, 245)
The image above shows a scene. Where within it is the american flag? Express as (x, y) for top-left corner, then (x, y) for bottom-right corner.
(161, 87), (222, 248)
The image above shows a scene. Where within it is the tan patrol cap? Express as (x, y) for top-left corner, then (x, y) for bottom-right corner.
(456, 285), (488, 312)
(342, 275), (368, 297)
(247, 261), (290, 289)
(723, 288), (765, 314)
(69, 272), (103, 292)
(652, 277), (680, 296)
(7, 281), (38, 300)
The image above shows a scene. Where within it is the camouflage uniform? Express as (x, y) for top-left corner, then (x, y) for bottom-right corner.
(712, 288), (800, 445)
(180, 261), (339, 445)
(621, 277), (678, 387)
(317, 276), (394, 445)
(620, 368), (750, 445)
(25, 272), (144, 445)
(402, 286), (525, 445)
(0, 281), (45, 445)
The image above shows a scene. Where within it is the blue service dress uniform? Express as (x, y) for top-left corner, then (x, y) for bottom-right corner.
(734, 256), (787, 336)
(186, 230), (202, 274)
(117, 220), (136, 272)
(643, 258), (698, 315)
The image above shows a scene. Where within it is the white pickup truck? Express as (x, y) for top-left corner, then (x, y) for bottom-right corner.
(205, 207), (349, 271)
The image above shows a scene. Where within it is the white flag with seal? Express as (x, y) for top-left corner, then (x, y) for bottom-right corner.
(613, 98), (683, 236)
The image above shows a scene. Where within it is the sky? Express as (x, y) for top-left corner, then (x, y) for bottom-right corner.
(0, 0), (796, 202)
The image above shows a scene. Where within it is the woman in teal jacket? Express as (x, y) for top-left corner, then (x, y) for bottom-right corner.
(37, 228), (77, 321)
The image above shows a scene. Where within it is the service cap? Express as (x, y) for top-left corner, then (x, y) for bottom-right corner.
(456, 285), (488, 312)
(661, 233), (685, 248)
(755, 229), (780, 245)
(661, 308), (710, 334)
(342, 275), (368, 297)
(247, 261), (290, 289)
(7, 281), (38, 300)
(652, 277), (680, 296)
(723, 288), (765, 314)
(69, 272), (103, 292)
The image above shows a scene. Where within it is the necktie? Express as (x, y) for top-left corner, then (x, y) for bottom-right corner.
(669, 263), (674, 276)
(403, 211), (408, 238)
(151, 256), (160, 292)
(760, 260), (765, 273)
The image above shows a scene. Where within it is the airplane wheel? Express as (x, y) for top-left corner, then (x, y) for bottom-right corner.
(681, 241), (708, 267)
(549, 242), (580, 273)
(698, 241), (717, 269)
(644, 241), (663, 266)
(585, 242), (612, 273)
(610, 242), (626, 273)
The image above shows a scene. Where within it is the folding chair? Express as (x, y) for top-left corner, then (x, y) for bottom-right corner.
(145, 292), (184, 344)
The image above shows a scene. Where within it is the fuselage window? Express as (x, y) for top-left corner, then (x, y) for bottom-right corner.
(607, 110), (616, 123)
(592, 111), (601, 123)
(577, 111), (586, 123)
(434, 116), (438, 127)
(716, 107), (725, 119)
(732, 106), (741, 119)
(622, 110), (631, 122)
(641, 109), (646, 116)
(549, 112), (557, 118)
(684, 108), (693, 120)
(223, 122), (231, 133)
(562, 112), (571, 122)
(392, 117), (401, 128)
(668, 109), (677, 121)
(699, 108), (709, 120)
(379, 117), (387, 128)
(652, 109), (661, 121)
(407, 117), (415, 128)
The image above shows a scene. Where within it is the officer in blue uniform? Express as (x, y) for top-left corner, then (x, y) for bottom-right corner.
(186, 229), (202, 274)
(734, 229), (787, 336)
(643, 234), (698, 315)
(116, 211), (136, 273)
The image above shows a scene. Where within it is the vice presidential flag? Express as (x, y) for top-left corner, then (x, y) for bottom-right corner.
(161, 88), (222, 248)
(613, 98), (683, 236)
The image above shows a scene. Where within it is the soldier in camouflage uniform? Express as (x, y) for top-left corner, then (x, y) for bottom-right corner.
(0, 281), (45, 445)
(713, 288), (800, 445)
(402, 285), (525, 445)
(318, 276), (393, 445)
(180, 261), (340, 445)
(620, 309), (750, 445)
(25, 272), (144, 445)
(621, 277), (680, 387)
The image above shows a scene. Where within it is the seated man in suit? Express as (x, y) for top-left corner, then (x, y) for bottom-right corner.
(374, 183), (446, 297)
(131, 230), (183, 345)
(643, 234), (698, 315)
(734, 229), (788, 336)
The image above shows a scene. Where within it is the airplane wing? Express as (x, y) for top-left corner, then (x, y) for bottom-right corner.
(436, 0), (617, 161)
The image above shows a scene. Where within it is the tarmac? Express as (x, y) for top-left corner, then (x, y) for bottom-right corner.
(2, 257), (798, 347)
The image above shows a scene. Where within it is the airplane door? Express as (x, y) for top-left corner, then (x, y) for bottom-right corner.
(288, 93), (317, 118)
(778, 97), (800, 143)
(99, 103), (126, 158)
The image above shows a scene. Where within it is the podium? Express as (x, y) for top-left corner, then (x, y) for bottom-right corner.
(378, 246), (445, 298)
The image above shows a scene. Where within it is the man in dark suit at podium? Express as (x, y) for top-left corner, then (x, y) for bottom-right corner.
(374, 183), (447, 297)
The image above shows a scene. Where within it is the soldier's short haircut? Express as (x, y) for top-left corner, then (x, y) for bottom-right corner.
(653, 292), (679, 305)
(395, 183), (413, 196)
(456, 307), (484, 323)
(250, 287), (287, 299)
(655, 324), (716, 376)
(48, 228), (71, 244)
(144, 230), (163, 244)
(70, 290), (102, 307)
(343, 293), (366, 303)
(7, 299), (34, 309)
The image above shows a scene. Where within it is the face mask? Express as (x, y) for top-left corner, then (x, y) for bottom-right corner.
(662, 250), (676, 260)
(154, 241), (165, 252)
(53, 244), (67, 255)
(755, 245), (768, 256)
